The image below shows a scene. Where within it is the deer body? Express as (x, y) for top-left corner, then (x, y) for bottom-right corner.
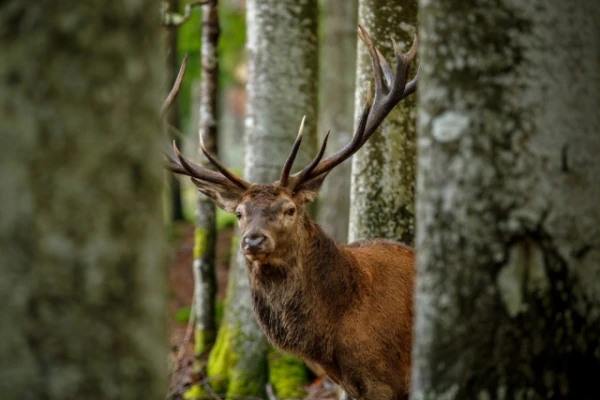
(247, 212), (414, 399)
(166, 26), (418, 400)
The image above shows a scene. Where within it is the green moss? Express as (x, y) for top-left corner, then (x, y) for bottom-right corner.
(174, 306), (191, 323)
(183, 385), (205, 400)
(193, 227), (208, 259)
(194, 328), (215, 357)
(215, 299), (224, 326)
(230, 235), (239, 254)
(268, 349), (308, 399)
(206, 323), (234, 394)
(227, 367), (264, 397)
(207, 322), (270, 398)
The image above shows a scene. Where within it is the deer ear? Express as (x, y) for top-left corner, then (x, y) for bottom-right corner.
(292, 172), (329, 205)
(192, 178), (243, 212)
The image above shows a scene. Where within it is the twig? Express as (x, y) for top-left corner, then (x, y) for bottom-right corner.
(203, 381), (222, 400)
(162, 0), (211, 27)
(265, 384), (278, 400)
(176, 288), (196, 361)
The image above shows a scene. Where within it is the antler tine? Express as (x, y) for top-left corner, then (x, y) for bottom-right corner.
(357, 25), (388, 97)
(294, 82), (373, 181)
(199, 135), (250, 190)
(161, 53), (188, 117)
(359, 32), (417, 147)
(290, 130), (331, 187)
(392, 33), (418, 97)
(376, 45), (393, 87)
(280, 116), (306, 187)
(400, 40), (419, 98)
(164, 143), (192, 175)
(171, 141), (239, 187)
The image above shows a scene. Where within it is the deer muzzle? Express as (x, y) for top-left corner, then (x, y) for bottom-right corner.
(242, 232), (268, 255)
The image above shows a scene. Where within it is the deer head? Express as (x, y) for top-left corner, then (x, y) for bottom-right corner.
(166, 26), (417, 266)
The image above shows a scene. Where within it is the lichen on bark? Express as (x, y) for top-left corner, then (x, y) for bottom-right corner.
(316, 0), (358, 244)
(413, 0), (600, 398)
(193, 0), (220, 357)
(0, 2), (167, 399)
(349, 0), (418, 245)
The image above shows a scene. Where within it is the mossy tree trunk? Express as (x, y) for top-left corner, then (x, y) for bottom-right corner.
(206, 0), (318, 398)
(193, 0), (219, 357)
(412, 1), (600, 399)
(349, 0), (418, 245)
(317, 0), (358, 244)
(164, 0), (185, 222)
(0, 2), (167, 400)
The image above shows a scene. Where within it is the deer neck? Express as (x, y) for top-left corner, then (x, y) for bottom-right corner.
(246, 216), (358, 363)
(247, 216), (355, 299)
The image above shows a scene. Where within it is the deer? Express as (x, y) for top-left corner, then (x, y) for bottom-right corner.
(165, 26), (417, 400)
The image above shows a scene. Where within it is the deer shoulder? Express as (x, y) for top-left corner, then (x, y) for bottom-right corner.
(166, 25), (417, 400)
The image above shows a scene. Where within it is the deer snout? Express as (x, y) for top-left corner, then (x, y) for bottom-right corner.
(242, 232), (268, 254)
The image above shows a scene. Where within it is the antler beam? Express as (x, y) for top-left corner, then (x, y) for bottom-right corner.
(285, 25), (418, 190)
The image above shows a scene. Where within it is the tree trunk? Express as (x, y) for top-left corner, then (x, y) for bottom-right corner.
(164, 0), (185, 222)
(206, 0), (318, 397)
(316, 0), (358, 244)
(413, 1), (600, 399)
(0, 2), (166, 400)
(349, 0), (418, 245)
(193, 0), (219, 357)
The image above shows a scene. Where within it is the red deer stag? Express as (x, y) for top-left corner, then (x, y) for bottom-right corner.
(166, 26), (417, 400)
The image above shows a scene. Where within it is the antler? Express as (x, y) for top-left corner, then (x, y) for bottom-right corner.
(161, 54), (188, 117)
(281, 25), (418, 190)
(163, 55), (250, 190)
(168, 26), (417, 194)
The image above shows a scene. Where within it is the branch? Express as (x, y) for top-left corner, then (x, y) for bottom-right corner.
(265, 384), (278, 400)
(162, 0), (211, 27)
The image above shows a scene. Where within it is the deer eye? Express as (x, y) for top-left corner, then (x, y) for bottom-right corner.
(285, 207), (296, 217)
(235, 211), (242, 220)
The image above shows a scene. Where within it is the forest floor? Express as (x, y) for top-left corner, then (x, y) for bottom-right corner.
(166, 222), (337, 400)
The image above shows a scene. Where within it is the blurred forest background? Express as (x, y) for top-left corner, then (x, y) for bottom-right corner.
(163, 1), (371, 398)
(1, 0), (598, 400)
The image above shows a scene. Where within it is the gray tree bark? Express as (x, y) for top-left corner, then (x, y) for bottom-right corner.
(164, 0), (185, 222)
(0, 2), (167, 400)
(349, 0), (418, 245)
(316, 0), (358, 244)
(206, 0), (318, 397)
(193, 0), (219, 356)
(413, 1), (600, 399)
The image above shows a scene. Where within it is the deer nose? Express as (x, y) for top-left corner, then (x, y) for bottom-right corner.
(243, 233), (267, 253)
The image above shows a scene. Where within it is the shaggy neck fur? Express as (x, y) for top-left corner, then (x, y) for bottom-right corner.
(246, 213), (360, 367)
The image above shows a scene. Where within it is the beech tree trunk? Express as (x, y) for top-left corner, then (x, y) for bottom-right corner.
(0, 2), (167, 399)
(349, 0), (418, 245)
(193, 0), (219, 356)
(317, 0), (358, 244)
(206, 0), (318, 398)
(413, 1), (600, 399)
(164, 0), (185, 222)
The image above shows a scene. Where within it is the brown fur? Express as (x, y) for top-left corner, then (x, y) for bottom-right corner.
(167, 24), (419, 399)
(231, 185), (414, 400)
